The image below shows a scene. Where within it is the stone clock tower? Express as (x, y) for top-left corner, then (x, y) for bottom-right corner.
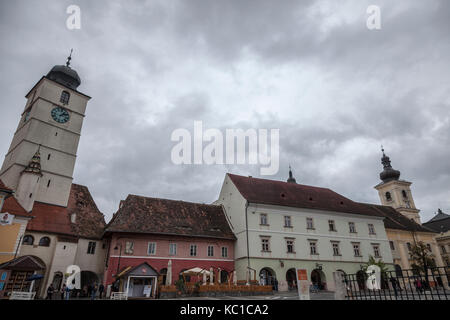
(0, 54), (90, 209)
(374, 148), (421, 224)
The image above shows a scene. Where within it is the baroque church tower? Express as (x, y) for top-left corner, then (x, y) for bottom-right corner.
(374, 148), (421, 224)
(0, 52), (90, 209)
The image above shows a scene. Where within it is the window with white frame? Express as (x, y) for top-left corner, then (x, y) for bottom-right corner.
(353, 243), (361, 257)
(147, 242), (156, 255)
(349, 222), (356, 233)
(368, 224), (376, 235)
(190, 244), (197, 256)
(306, 217), (314, 229)
(124, 241), (134, 254)
(284, 216), (292, 227)
(328, 220), (336, 231)
(389, 241), (395, 250)
(260, 213), (268, 225)
(331, 242), (340, 256)
(373, 244), (381, 257)
(309, 240), (318, 255)
(261, 237), (270, 252)
(207, 245), (214, 257)
(286, 239), (295, 253)
(169, 243), (177, 256)
(221, 246), (228, 258)
(87, 241), (96, 254)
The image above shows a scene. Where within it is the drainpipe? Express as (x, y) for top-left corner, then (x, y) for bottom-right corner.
(14, 235), (23, 259)
(245, 201), (250, 284)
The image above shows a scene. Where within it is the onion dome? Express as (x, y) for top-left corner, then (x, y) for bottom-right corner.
(23, 146), (43, 176)
(46, 49), (81, 90)
(379, 147), (400, 183)
(287, 165), (297, 184)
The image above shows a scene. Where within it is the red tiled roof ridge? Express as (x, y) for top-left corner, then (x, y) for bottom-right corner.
(227, 173), (342, 195)
(126, 194), (219, 207)
(226, 173), (383, 217)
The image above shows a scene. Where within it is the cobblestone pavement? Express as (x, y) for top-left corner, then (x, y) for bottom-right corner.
(166, 290), (335, 300)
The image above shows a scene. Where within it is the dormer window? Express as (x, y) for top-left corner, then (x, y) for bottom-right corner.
(60, 91), (70, 105)
(385, 192), (392, 201)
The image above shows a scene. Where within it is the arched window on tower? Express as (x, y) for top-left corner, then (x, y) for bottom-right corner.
(60, 91), (70, 105)
(385, 192), (392, 201)
(39, 236), (51, 247)
(402, 190), (408, 198)
(22, 235), (34, 245)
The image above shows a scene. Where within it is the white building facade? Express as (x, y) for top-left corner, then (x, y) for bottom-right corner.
(215, 172), (394, 292)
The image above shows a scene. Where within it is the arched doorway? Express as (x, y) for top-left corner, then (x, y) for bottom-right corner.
(311, 269), (326, 290)
(220, 270), (229, 283)
(80, 271), (99, 297)
(259, 267), (276, 286)
(356, 270), (367, 291)
(286, 268), (297, 290)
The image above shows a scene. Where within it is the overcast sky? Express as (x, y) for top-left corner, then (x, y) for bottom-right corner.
(1, 0), (449, 223)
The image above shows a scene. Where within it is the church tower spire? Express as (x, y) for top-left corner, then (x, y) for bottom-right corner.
(0, 54), (91, 208)
(287, 165), (297, 184)
(374, 147), (421, 224)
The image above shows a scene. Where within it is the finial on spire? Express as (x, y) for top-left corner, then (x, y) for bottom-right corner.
(66, 49), (73, 67)
(287, 165), (297, 184)
(381, 145), (385, 156)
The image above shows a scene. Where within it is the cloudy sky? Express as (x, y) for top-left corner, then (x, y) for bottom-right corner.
(1, 0), (449, 223)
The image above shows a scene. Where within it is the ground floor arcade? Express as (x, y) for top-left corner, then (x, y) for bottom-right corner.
(234, 258), (394, 292)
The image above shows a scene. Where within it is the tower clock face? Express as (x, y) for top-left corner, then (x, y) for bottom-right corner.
(51, 107), (70, 123)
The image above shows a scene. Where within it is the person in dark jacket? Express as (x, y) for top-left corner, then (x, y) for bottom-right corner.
(98, 283), (104, 299)
(46, 283), (55, 300)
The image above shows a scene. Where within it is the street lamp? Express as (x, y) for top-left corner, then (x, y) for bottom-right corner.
(114, 243), (122, 276)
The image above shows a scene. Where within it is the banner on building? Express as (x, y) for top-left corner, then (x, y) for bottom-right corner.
(296, 269), (310, 300)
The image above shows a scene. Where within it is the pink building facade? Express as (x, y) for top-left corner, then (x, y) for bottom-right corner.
(102, 195), (236, 295)
(104, 233), (235, 286)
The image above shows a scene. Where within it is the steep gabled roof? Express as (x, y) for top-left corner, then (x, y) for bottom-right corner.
(358, 203), (436, 233)
(26, 184), (106, 239)
(0, 255), (45, 271)
(105, 195), (236, 240)
(0, 180), (31, 218)
(423, 210), (450, 233)
(227, 173), (384, 218)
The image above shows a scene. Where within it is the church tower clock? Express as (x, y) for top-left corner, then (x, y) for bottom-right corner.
(0, 52), (91, 209)
(374, 148), (421, 224)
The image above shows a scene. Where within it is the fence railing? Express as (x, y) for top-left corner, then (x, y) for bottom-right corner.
(343, 266), (450, 300)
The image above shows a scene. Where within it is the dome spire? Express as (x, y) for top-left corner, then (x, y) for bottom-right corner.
(287, 165), (297, 183)
(66, 48), (73, 67)
(379, 146), (400, 183)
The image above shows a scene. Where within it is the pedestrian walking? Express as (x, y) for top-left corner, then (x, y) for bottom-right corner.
(91, 283), (98, 300)
(65, 284), (71, 300)
(46, 283), (55, 300)
(98, 283), (104, 299)
(389, 277), (398, 296)
(61, 284), (66, 300)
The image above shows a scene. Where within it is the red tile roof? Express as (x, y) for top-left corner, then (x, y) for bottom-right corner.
(26, 184), (106, 239)
(358, 203), (436, 233)
(105, 195), (236, 240)
(0, 179), (13, 193)
(227, 173), (384, 217)
(0, 180), (30, 218)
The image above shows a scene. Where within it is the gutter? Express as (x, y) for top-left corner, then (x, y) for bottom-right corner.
(245, 200), (250, 283)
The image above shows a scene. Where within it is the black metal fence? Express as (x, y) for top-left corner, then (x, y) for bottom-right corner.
(342, 266), (450, 300)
